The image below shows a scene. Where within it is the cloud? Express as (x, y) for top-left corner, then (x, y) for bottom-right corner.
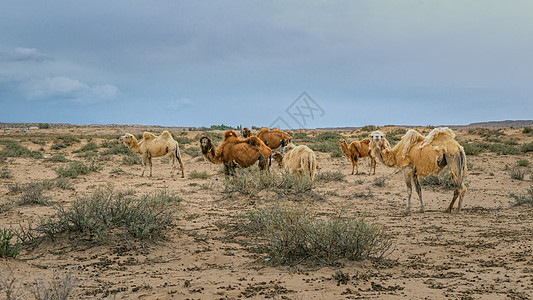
(168, 98), (193, 109)
(0, 47), (53, 62)
(23, 76), (118, 103)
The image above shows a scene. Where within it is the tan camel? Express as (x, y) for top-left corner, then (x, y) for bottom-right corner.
(119, 131), (185, 178)
(200, 130), (272, 175)
(369, 127), (467, 215)
(256, 127), (291, 149)
(279, 143), (318, 180)
(338, 138), (376, 175)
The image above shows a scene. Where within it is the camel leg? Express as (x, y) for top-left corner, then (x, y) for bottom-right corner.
(403, 168), (414, 216)
(351, 157), (355, 175)
(141, 155), (149, 177)
(148, 156), (153, 177)
(457, 183), (467, 212)
(413, 173), (424, 213)
(170, 153), (176, 178)
(354, 156), (359, 175)
(177, 154), (185, 178)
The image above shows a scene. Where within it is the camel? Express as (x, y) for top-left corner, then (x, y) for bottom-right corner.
(338, 138), (376, 175)
(200, 130), (272, 176)
(369, 127), (467, 215)
(241, 127), (252, 138)
(256, 127), (291, 149)
(272, 151), (284, 167)
(119, 131), (185, 178)
(279, 143), (318, 180)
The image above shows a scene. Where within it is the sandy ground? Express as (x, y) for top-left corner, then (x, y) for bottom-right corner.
(1, 126), (532, 299)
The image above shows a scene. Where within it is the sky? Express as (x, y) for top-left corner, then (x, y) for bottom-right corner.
(1, 1), (532, 129)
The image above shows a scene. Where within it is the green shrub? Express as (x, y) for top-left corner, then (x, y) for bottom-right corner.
(18, 182), (50, 206)
(522, 142), (533, 153)
(0, 228), (20, 258)
(54, 135), (80, 146)
(101, 143), (130, 155)
(122, 154), (141, 165)
(292, 132), (311, 141)
(50, 143), (67, 150)
(510, 186), (533, 206)
(361, 125), (378, 132)
(522, 127), (532, 134)
(183, 146), (201, 158)
(189, 170), (210, 179)
(46, 153), (71, 163)
(238, 206), (391, 265)
(37, 189), (178, 242)
(316, 131), (343, 142)
(73, 142), (98, 153)
(309, 141), (343, 157)
(0, 140), (43, 159)
(517, 159), (529, 167)
(420, 169), (455, 189)
(38, 123), (50, 129)
(54, 160), (102, 178)
(0, 167), (12, 178)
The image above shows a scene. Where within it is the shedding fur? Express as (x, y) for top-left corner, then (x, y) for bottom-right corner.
(200, 130), (272, 176)
(338, 138), (376, 175)
(369, 127), (467, 215)
(119, 131), (185, 178)
(280, 143), (317, 180)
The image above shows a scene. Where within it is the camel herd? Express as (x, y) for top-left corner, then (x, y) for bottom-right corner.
(120, 126), (467, 215)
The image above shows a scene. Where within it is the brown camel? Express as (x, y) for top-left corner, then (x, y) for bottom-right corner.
(256, 127), (291, 149)
(200, 130), (272, 175)
(241, 127), (252, 138)
(338, 138), (376, 175)
(119, 131), (185, 178)
(369, 127), (467, 215)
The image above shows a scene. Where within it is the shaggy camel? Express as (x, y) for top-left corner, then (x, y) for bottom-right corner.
(241, 127), (252, 138)
(369, 127), (467, 215)
(119, 131), (185, 178)
(256, 127), (291, 149)
(279, 143), (318, 180)
(338, 138), (376, 175)
(200, 130), (272, 176)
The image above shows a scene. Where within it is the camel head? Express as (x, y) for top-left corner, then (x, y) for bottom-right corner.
(224, 130), (239, 141)
(119, 133), (136, 148)
(272, 151), (283, 167)
(338, 138), (347, 146)
(280, 142), (296, 154)
(369, 131), (387, 149)
(199, 136), (213, 155)
(241, 127), (252, 138)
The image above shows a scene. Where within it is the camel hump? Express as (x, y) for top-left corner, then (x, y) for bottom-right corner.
(224, 130), (239, 140)
(360, 138), (371, 145)
(143, 132), (157, 140)
(247, 136), (261, 146)
(420, 127), (456, 148)
(399, 130), (425, 157)
(160, 131), (173, 140)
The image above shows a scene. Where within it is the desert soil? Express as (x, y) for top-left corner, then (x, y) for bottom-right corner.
(1, 125), (532, 299)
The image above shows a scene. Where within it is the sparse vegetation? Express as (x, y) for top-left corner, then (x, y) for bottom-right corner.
(101, 143), (130, 155)
(37, 189), (179, 243)
(0, 167), (12, 178)
(30, 271), (79, 300)
(1, 228), (20, 258)
(45, 153), (70, 163)
(517, 159), (529, 167)
(73, 142), (98, 153)
(238, 206), (391, 266)
(361, 125), (378, 132)
(121, 154), (141, 165)
(373, 176), (386, 187)
(17, 182), (51, 206)
(54, 160), (102, 178)
(420, 168), (455, 189)
(510, 186), (533, 206)
(189, 170), (211, 179)
(316, 171), (345, 182)
(510, 167), (525, 181)
(0, 140), (43, 159)
(522, 127), (532, 134)
(522, 142), (533, 153)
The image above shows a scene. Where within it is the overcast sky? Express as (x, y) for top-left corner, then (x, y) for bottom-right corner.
(1, 1), (532, 129)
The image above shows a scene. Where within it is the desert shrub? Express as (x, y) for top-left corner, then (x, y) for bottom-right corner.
(195, 132), (223, 144)
(110, 168), (124, 174)
(361, 125), (378, 132)
(54, 135), (80, 146)
(420, 168), (455, 189)
(373, 176), (386, 187)
(224, 167), (320, 201)
(0, 228), (20, 258)
(480, 129), (505, 137)
(238, 206), (391, 266)
(73, 142), (98, 153)
(0, 167), (12, 178)
(309, 141), (343, 157)
(31, 271), (79, 300)
(522, 127), (532, 134)
(292, 132), (311, 141)
(189, 170), (210, 179)
(50, 143), (67, 150)
(510, 167), (525, 181)
(18, 182), (50, 206)
(121, 154), (141, 165)
(175, 135), (196, 145)
(522, 142), (533, 153)
(183, 146), (201, 158)
(0, 140), (43, 159)
(316, 131), (343, 142)
(510, 186), (533, 206)
(316, 171), (345, 182)
(54, 160), (101, 178)
(486, 143), (521, 155)
(37, 189), (178, 242)
(46, 153), (70, 163)
(101, 143), (130, 155)
(517, 159), (529, 167)
(38, 123), (50, 129)
(387, 128), (407, 136)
